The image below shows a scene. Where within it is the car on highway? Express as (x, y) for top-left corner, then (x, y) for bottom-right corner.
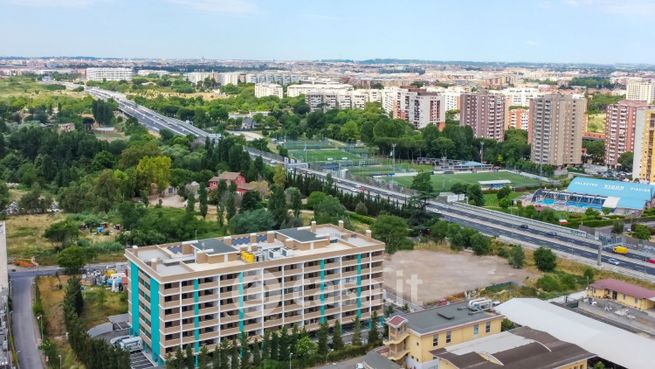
(648, 258), (655, 264)
(607, 258), (620, 266)
(519, 224), (529, 229)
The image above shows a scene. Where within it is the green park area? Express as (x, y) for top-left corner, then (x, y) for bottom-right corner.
(386, 171), (544, 192)
(288, 148), (361, 162)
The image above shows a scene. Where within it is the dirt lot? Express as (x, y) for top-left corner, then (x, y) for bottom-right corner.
(384, 250), (533, 305)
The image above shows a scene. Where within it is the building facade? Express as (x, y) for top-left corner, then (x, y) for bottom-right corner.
(384, 301), (504, 369)
(126, 223), (384, 365)
(395, 88), (446, 129)
(497, 87), (542, 107)
(86, 67), (134, 81)
(286, 83), (354, 98)
(460, 91), (506, 141)
(588, 279), (655, 311)
(245, 72), (302, 85)
(604, 100), (648, 167)
(530, 94), (586, 167)
(184, 72), (218, 85)
(626, 80), (655, 102)
(254, 83), (284, 99)
(508, 107), (530, 131)
(633, 108), (655, 182)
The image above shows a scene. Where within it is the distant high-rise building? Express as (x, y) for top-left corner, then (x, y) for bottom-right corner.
(530, 94), (586, 167)
(460, 91), (506, 141)
(184, 72), (218, 85)
(219, 72), (241, 86)
(245, 72), (302, 85)
(286, 83), (353, 98)
(497, 87), (542, 107)
(604, 100), (648, 167)
(626, 81), (655, 102)
(633, 108), (655, 182)
(85, 67), (133, 81)
(254, 83), (283, 99)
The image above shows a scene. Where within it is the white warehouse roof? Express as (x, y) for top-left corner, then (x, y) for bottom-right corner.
(496, 298), (655, 369)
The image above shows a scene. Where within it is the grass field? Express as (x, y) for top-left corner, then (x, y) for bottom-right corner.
(387, 171), (544, 192)
(288, 149), (361, 162)
(587, 113), (605, 133)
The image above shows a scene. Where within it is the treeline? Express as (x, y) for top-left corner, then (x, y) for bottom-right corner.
(166, 314), (382, 369)
(63, 277), (130, 369)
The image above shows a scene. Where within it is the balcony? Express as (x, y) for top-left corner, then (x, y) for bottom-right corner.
(385, 331), (409, 345)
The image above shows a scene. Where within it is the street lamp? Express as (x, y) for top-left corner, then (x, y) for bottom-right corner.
(58, 354), (62, 369)
(289, 352), (293, 369)
(37, 315), (43, 342)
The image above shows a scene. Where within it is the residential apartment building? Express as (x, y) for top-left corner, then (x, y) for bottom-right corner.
(530, 94), (586, 167)
(304, 90), (371, 112)
(125, 223), (384, 365)
(184, 72), (218, 85)
(496, 87), (542, 107)
(137, 70), (170, 77)
(460, 91), (506, 141)
(219, 72), (241, 86)
(383, 301), (504, 369)
(85, 67), (133, 81)
(604, 100), (648, 167)
(254, 83), (283, 99)
(425, 87), (463, 112)
(626, 80), (655, 102)
(508, 107), (530, 131)
(632, 108), (655, 182)
(286, 83), (354, 98)
(245, 72), (302, 85)
(395, 88), (446, 129)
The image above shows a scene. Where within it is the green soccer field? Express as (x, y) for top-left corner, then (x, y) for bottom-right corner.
(288, 149), (361, 162)
(386, 171), (543, 191)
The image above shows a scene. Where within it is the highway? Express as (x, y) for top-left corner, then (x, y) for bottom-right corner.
(83, 87), (655, 281)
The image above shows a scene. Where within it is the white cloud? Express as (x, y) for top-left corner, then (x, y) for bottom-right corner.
(166, 0), (256, 13)
(526, 40), (539, 47)
(5, 0), (99, 7)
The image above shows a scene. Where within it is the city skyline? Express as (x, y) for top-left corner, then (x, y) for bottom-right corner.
(2, 0), (655, 64)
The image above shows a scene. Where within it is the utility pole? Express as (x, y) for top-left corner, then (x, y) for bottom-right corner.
(480, 141), (484, 163)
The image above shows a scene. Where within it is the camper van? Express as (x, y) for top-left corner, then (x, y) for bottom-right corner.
(118, 337), (143, 353)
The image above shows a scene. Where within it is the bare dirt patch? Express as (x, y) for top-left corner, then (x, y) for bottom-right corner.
(383, 249), (534, 305)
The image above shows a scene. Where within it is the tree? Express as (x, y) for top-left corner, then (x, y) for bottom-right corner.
(466, 184), (484, 206)
(186, 192), (196, 214)
(199, 185), (208, 219)
(184, 345), (194, 369)
(307, 191), (328, 210)
(618, 152), (633, 172)
(241, 191), (262, 212)
(355, 201), (368, 215)
(582, 139), (605, 164)
(57, 246), (86, 274)
(593, 361), (606, 369)
(496, 186), (512, 200)
(239, 333), (250, 369)
(294, 336), (317, 359)
(332, 320), (344, 351)
(371, 214), (411, 253)
(410, 172), (433, 194)
(470, 233), (491, 255)
(44, 220), (79, 246)
(499, 197), (512, 209)
(632, 224), (651, 240)
(286, 187), (302, 219)
(226, 192), (237, 220)
(508, 245), (525, 269)
(230, 339), (240, 369)
(273, 165), (286, 188)
(229, 209), (276, 234)
(368, 311), (380, 346)
(611, 220), (624, 234)
(268, 185), (288, 228)
(314, 195), (347, 225)
(278, 326), (290, 362)
(583, 267), (595, 284)
(317, 320), (329, 356)
(534, 247), (557, 272)
(270, 331), (279, 361)
(430, 220), (450, 242)
(198, 346), (210, 369)
(136, 155), (171, 193)
(352, 316), (362, 346)
(252, 338), (262, 367)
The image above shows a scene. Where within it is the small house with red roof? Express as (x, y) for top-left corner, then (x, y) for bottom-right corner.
(588, 278), (655, 311)
(208, 172), (247, 194)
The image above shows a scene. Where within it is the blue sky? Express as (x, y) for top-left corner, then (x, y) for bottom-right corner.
(1, 0), (654, 64)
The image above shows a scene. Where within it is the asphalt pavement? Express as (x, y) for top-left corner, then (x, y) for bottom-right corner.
(12, 276), (44, 369)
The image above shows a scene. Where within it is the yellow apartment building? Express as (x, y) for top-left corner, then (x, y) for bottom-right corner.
(383, 301), (504, 369)
(125, 221), (384, 366)
(587, 279), (655, 311)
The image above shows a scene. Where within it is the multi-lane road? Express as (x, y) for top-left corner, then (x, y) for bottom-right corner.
(84, 86), (655, 281)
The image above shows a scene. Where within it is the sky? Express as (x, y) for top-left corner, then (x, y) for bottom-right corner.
(1, 0), (655, 64)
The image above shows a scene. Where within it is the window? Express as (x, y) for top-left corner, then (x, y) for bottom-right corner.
(433, 334), (439, 347)
(485, 321), (491, 333)
(446, 331), (452, 344)
(473, 324), (479, 336)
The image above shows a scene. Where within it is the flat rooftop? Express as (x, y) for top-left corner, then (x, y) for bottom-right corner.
(125, 223), (383, 278)
(392, 301), (502, 335)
